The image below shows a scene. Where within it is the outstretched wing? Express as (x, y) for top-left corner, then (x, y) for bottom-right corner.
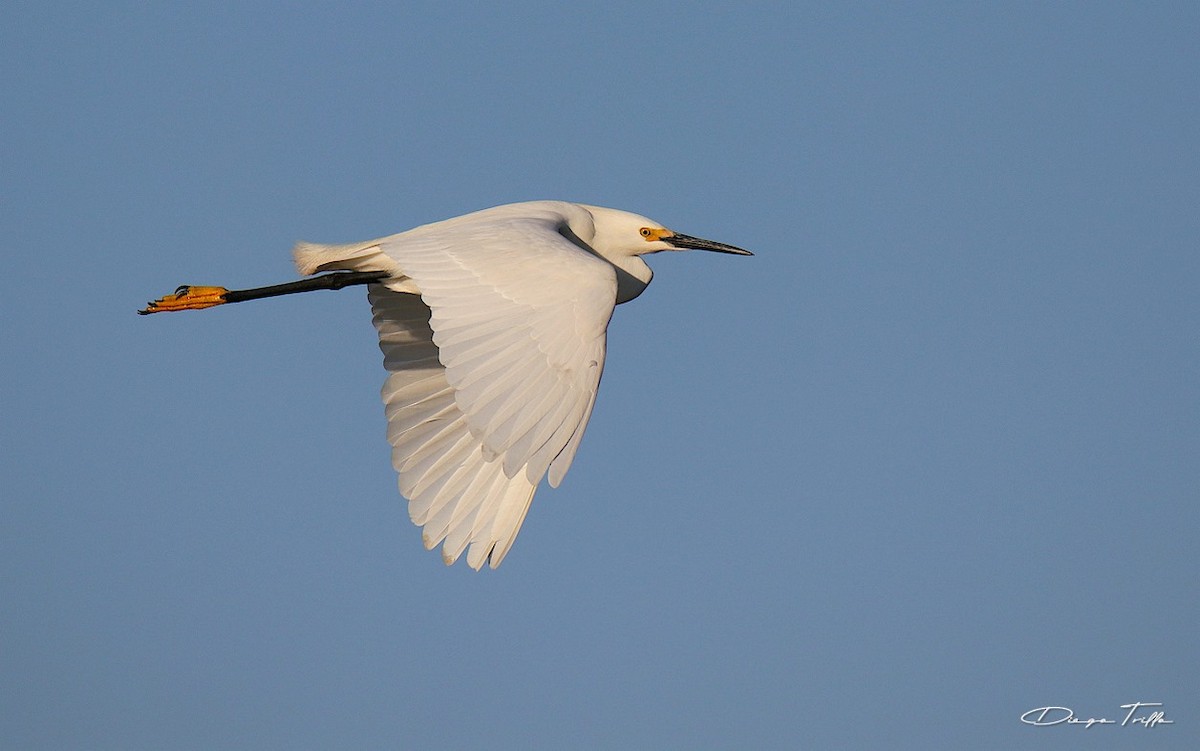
(369, 288), (537, 569)
(340, 208), (616, 568)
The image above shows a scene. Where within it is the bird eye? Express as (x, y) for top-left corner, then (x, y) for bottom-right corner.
(640, 228), (654, 239)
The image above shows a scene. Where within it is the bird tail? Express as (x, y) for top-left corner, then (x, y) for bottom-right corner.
(292, 239), (389, 276)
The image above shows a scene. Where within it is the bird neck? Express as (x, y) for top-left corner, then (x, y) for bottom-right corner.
(610, 255), (652, 304)
(557, 206), (653, 304)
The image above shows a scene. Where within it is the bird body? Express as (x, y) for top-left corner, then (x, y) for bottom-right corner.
(296, 201), (657, 302)
(141, 201), (750, 569)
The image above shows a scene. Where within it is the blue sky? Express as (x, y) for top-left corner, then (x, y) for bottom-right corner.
(3, 3), (1197, 749)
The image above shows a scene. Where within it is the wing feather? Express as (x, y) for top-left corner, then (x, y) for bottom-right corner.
(378, 210), (615, 475)
(339, 206), (614, 567)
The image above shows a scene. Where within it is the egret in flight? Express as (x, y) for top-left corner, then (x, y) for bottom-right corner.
(141, 201), (751, 569)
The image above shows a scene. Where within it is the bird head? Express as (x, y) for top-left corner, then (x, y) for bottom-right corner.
(582, 205), (753, 259)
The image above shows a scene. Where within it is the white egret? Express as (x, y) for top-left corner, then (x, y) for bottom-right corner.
(141, 201), (752, 569)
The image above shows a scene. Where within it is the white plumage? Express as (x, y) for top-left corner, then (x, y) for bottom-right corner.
(145, 200), (750, 569)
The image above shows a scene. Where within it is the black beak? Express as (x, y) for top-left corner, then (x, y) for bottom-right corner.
(666, 232), (754, 256)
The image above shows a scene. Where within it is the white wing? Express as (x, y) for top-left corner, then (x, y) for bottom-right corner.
(298, 205), (617, 568)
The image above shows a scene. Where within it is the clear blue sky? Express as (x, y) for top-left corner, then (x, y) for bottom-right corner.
(3, 3), (1197, 749)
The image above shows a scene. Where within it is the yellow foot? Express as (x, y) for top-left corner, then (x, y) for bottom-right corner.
(138, 285), (230, 314)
